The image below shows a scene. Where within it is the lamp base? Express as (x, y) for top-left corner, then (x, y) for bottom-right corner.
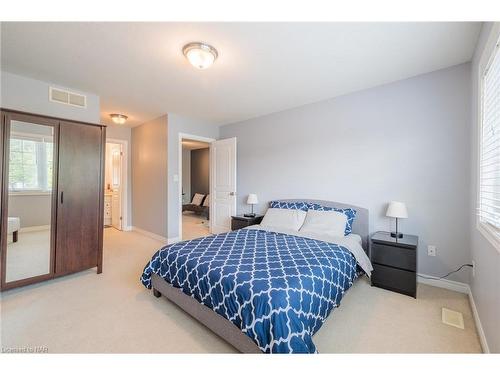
(390, 232), (403, 239)
(243, 213), (256, 218)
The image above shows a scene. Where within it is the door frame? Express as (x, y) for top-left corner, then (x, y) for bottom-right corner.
(106, 138), (129, 231)
(178, 133), (215, 240)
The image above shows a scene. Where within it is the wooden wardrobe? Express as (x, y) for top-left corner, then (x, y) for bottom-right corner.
(0, 109), (105, 290)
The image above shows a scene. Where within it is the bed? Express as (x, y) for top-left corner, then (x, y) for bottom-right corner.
(141, 199), (370, 353)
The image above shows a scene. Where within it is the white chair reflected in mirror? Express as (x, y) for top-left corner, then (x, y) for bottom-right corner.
(7, 217), (20, 243)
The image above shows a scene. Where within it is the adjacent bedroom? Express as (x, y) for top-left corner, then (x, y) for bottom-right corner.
(181, 138), (211, 240)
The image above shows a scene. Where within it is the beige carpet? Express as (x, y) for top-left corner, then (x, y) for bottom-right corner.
(182, 212), (210, 240)
(5, 229), (51, 282)
(0, 228), (482, 353)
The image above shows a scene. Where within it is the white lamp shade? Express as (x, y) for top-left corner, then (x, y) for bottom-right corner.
(386, 201), (408, 219)
(247, 194), (258, 205)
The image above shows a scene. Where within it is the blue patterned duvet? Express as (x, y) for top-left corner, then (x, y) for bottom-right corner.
(140, 228), (358, 353)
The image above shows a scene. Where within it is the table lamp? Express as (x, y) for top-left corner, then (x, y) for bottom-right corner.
(386, 201), (408, 238)
(244, 194), (258, 217)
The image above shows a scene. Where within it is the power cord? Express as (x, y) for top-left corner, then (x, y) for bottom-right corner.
(418, 264), (473, 280)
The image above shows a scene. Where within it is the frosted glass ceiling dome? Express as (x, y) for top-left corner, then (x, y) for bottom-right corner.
(183, 42), (218, 70)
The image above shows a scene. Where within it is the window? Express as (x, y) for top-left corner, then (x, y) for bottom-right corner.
(9, 133), (54, 192)
(479, 35), (500, 241)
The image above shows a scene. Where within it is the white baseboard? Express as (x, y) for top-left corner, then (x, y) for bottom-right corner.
(131, 227), (181, 245)
(132, 226), (167, 243)
(417, 273), (490, 353)
(467, 286), (490, 353)
(123, 225), (133, 232)
(417, 273), (469, 294)
(167, 237), (181, 244)
(19, 225), (50, 233)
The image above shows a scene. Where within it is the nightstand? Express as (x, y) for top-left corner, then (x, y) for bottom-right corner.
(231, 215), (264, 230)
(370, 231), (418, 298)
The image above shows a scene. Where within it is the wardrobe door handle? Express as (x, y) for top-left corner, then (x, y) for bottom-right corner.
(60, 191), (64, 204)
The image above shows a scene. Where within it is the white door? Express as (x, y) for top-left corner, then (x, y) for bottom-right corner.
(111, 146), (122, 230)
(211, 137), (237, 234)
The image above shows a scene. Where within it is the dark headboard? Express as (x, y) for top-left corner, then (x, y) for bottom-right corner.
(275, 199), (369, 254)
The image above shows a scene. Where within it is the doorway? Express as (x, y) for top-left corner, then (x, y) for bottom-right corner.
(178, 134), (237, 241)
(105, 139), (128, 232)
(179, 134), (214, 240)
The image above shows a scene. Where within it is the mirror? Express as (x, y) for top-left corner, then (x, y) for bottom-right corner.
(5, 120), (54, 282)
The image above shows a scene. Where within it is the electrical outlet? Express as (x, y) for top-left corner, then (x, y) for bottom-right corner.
(427, 245), (437, 256)
(472, 260), (476, 277)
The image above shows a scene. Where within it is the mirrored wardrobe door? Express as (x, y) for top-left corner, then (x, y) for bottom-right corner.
(1, 112), (58, 288)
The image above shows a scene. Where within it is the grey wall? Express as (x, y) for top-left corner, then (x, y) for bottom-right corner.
(132, 115), (168, 238)
(221, 63), (471, 283)
(1, 71), (100, 123)
(191, 148), (210, 196)
(8, 195), (51, 227)
(106, 125), (133, 229)
(469, 22), (500, 353)
(167, 114), (219, 239)
(182, 148), (191, 204)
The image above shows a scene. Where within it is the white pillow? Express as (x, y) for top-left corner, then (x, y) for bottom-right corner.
(299, 210), (348, 237)
(191, 193), (205, 206)
(260, 208), (307, 231)
(203, 194), (210, 207)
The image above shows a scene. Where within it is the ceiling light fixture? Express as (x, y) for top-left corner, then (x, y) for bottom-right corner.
(182, 42), (218, 70)
(109, 113), (128, 125)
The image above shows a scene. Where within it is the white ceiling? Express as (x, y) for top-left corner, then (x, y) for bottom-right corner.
(1, 22), (481, 127)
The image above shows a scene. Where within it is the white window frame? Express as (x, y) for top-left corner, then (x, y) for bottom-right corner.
(477, 23), (500, 253)
(8, 131), (54, 194)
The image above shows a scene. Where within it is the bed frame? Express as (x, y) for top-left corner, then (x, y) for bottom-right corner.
(151, 199), (369, 353)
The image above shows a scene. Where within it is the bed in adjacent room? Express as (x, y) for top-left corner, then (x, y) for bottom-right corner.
(140, 199), (372, 353)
